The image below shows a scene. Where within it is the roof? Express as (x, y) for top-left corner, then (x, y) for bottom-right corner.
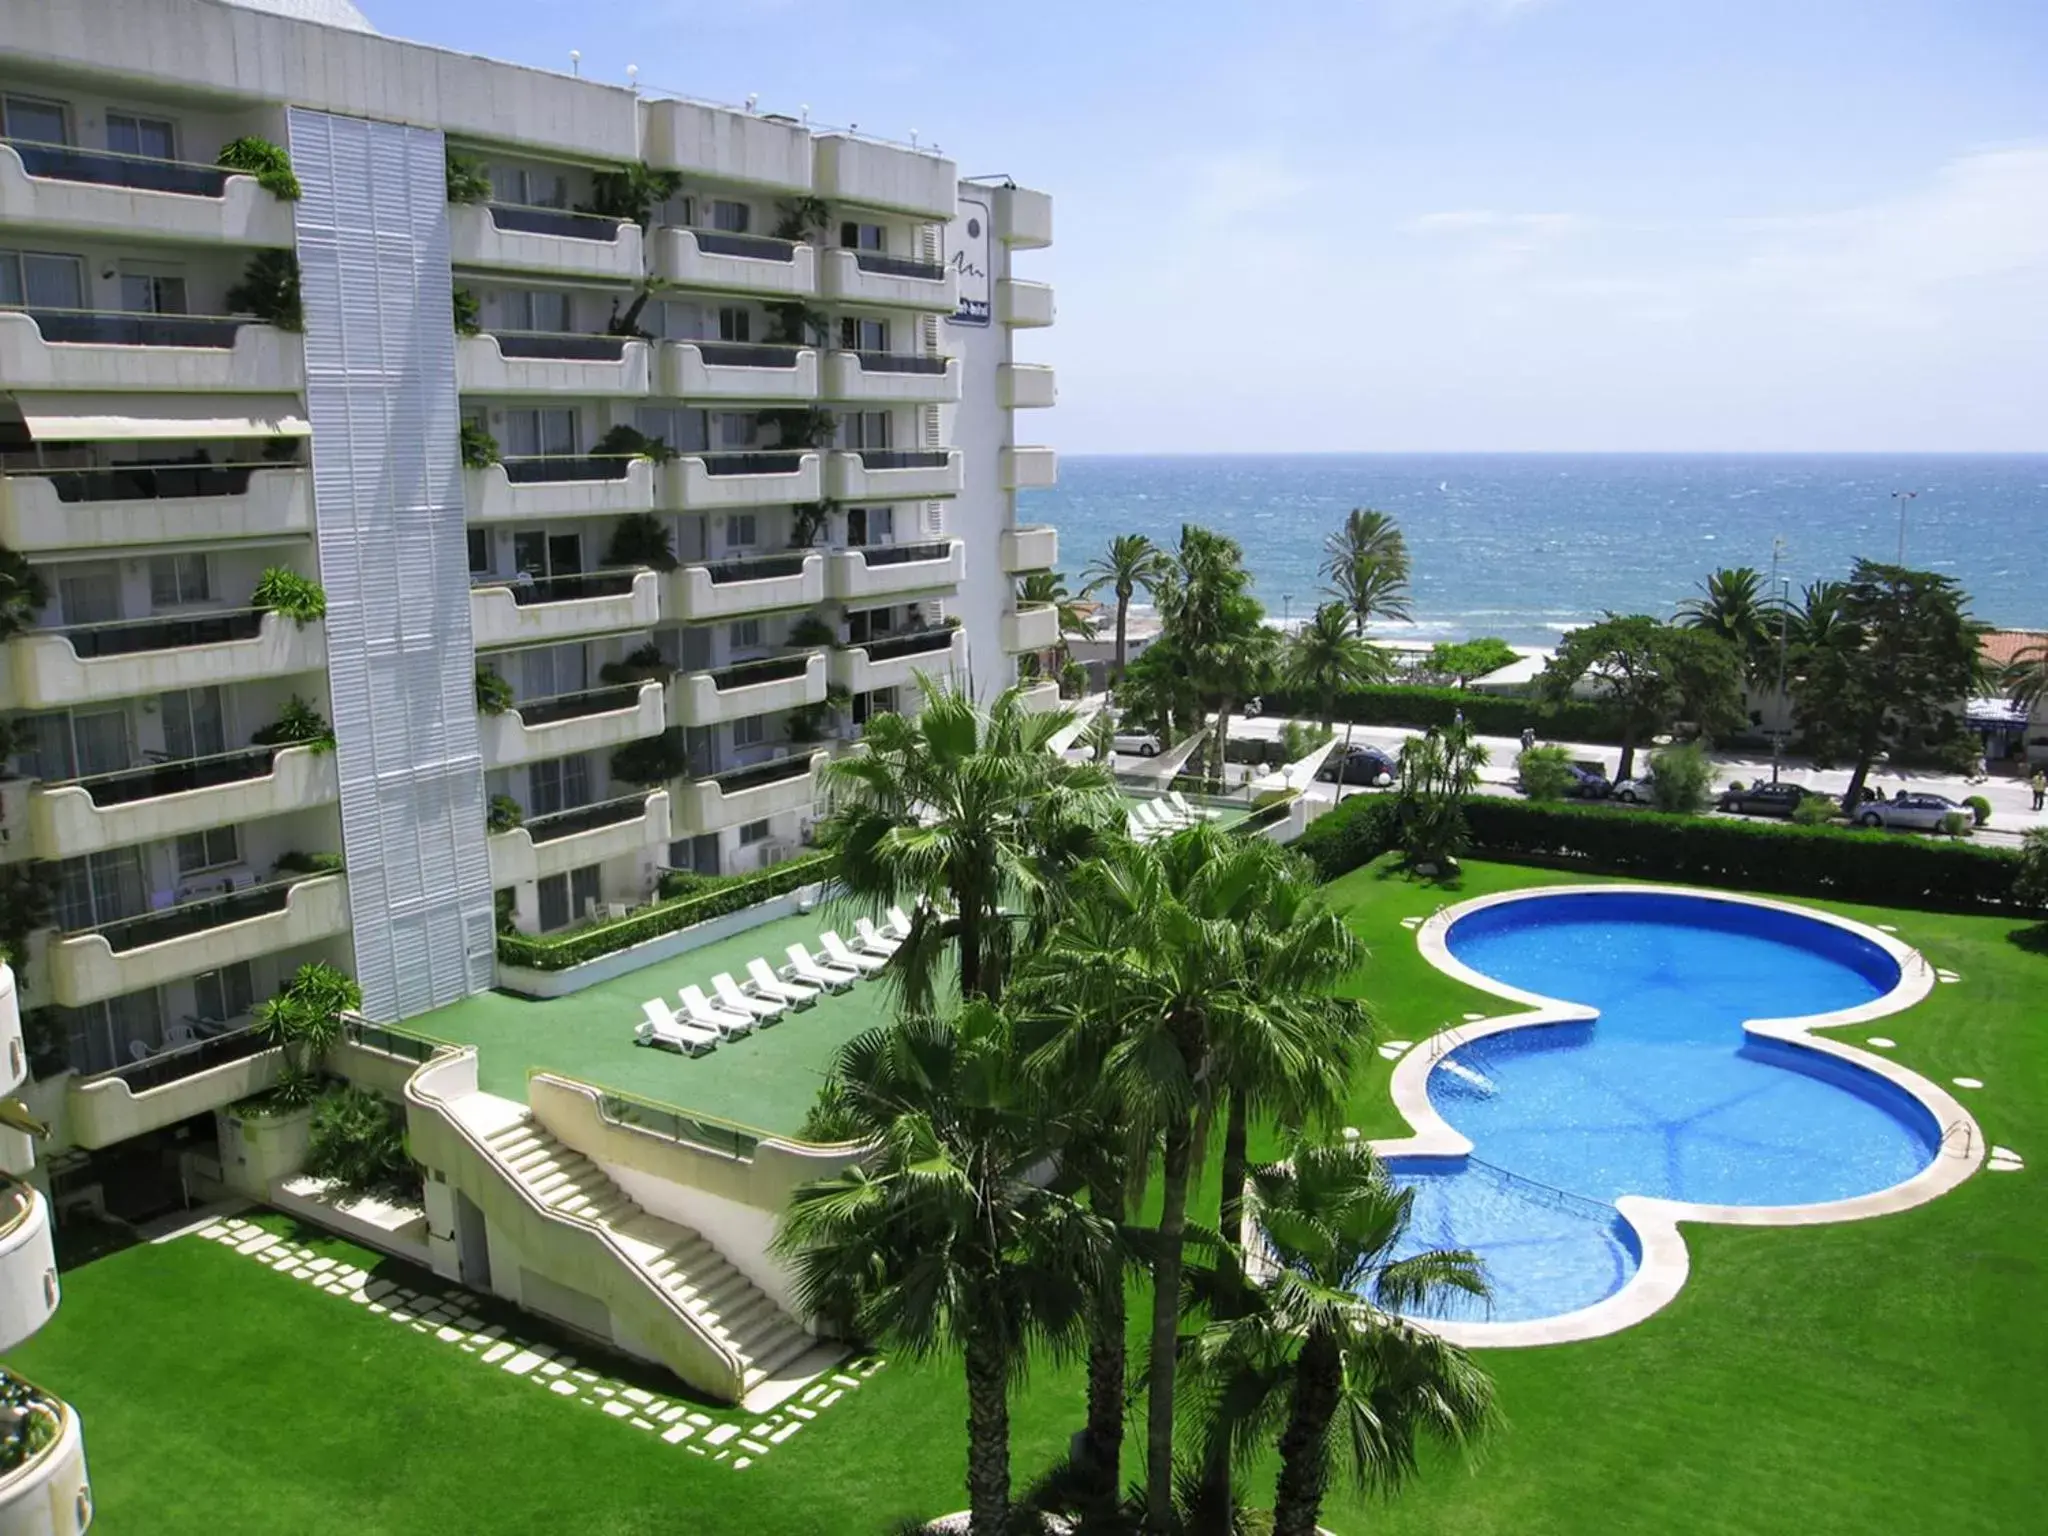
(1980, 630), (2047, 668)
(213, 0), (379, 33)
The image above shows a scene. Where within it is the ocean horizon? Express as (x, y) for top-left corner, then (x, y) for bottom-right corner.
(1019, 452), (2044, 647)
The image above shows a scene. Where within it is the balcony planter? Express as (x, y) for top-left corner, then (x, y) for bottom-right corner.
(999, 445), (1059, 491)
(817, 247), (960, 311)
(67, 1029), (284, 1151)
(0, 1182), (58, 1352)
(995, 278), (1055, 327)
(454, 331), (651, 396)
(645, 100), (815, 194)
(993, 184), (1055, 248)
(446, 201), (642, 280)
(997, 362), (1057, 409)
(657, 340), (819, 401)
(824, 448), (964, 501)
(998, 524), (1059, 573)
(651, 227), (817, 296)
(671, 753), (824, 836)
(487, 790), (669, 886)
(1002, 602), (1062, 654)
(659, 451), (820, 511)
(827, 628), (968, 695)
(469, 568), (662, 649)
(215, 1097), (315, 1200)
(27, 742), (339, 859)
(480, 680), (665, 772)
(820, 350), (961, 404)
(665, 550), (823, 621)
(0, 310), (301, 392)
(824, 539), (966, 602)
(463, 456), (655, 522)
(670, 651), (827, 728)
(0, 1376), (90, 1535)
(1, 138), (292, 244)
(5, 608), (325, 712)
(812, 135), (958, 219)
(0, 463), (310, 553)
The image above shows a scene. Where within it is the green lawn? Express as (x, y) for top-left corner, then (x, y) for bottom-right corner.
(9, 857), (2043, 1533)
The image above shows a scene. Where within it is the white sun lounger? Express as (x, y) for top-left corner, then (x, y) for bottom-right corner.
(854, 917), (901, 957)
(784, 944), (859, 992)
(747, 957), (819, 1007)
(636, 1000), (718, 1056)
(821, 930), (888, 974)
(885, 905), (914, 940)
(679, 985), (754, 1038)
(1131, 801), (1175, 834)
(1168, 789), (1222, 822)
(713, 972), (784, 1022)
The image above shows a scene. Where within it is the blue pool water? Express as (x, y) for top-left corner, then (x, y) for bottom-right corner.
(1387, 892), (1938, 1324)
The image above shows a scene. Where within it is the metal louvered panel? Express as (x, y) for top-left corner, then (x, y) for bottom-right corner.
(291, 108), (495, 1024)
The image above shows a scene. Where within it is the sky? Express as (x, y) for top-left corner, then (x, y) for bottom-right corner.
(376, 0), (2048, 454)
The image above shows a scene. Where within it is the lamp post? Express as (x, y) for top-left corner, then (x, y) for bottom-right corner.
(1892, 490), (1917, 564)
(1770, 537), (1790, 785)
(1282, 593), (1292, 628)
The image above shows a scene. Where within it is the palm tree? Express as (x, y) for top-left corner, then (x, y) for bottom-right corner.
(1783, 578), (1852, 653)
(1319, 510), (1412, 638)
(0, 545), (49, 644)
(2004, 637), (2048, 713)
(1285, 602), (1392, 759)
(1678, 566), (1772, 681)
(816, 681), (1122, 1008)
(1153, 526), (1274, 784)
(776, 1004), (1113, 1536)
(1082, 534), (1171, 687)
(1184, 1140), (1497, 1536)
(1019, 570), (1094, 671)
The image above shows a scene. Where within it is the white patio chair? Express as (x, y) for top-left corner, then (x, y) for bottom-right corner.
(884, 905), (914, 940)
(1168, 789), (1222, 822)
(713, 972), (783, 1023)
(678, 986), (754, 1038)
(821, 930), (888, 975)
(783, 944), (859, 992)
(853, 917), (901, 957)
(747, 957), (818, 1007)
(636, 1000), (717, 1056)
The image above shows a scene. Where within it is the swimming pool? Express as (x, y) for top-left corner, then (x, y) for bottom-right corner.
(1382, 888), (1970, 1333)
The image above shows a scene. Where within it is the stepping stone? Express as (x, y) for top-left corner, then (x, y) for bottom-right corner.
(455, 1313), (484, 1331)
(389, 1309), (415, 1324)
(687, 1413), (713, 1427)
(200, 1224), (230, 1240)
(1953, 1077), (1984, 1090)
(602, 1401), (633, 1419)
(540, 1363), (566, 1378)
(363, 1280), (397, 1303)
(630, 1417), (655, 1431)
(738, 1438), (769, 1455)
(501, 1352), (544, 1377)
(623, 1388), (654, 1405)
(572, 1369), (598, 1383)
(1878, 923), (1899, 933)
(1867, 1037), (1896, 1049)
(748, 1423), (771, 1438)
(593, 1385), (616, 1399)
(800, 1385), (825, 1404)
(238, 1235), (279, 1255)
(820, 1389), (843, 1408)
(480, 1325), (508, 1341)
(830, 1376), (861, 1389)
(550, 1381), (578, 1397)
(771, 1422), (802, 1443)
(704, 1424), (739, 1446)
(1991, 1145), (2021, 1161)
(435, 1326), (466, 1343)
(659, 1406), (687, 1423)
(467, 1333), (495, 1347)
(306, 1258), (336, 1273)
(732, 1457), (752, 1470)
(663, 1423), (695, 1443)
(790, 1406), (816, 1421)
(1462, 1012), (1486, 1022)
(1376, 1043), (1404, 1060)
(368, 1303), (388, 1315)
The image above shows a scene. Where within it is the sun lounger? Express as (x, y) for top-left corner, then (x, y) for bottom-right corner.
(747, 957), (819, 1007)
(679, 985), (755, 1038)
(636, 1000), (718, 1056)
(1131, 801), (1177, 835)
(1168, 789), (1222, 822)
(885, 905), (914, 940)
(714, 972), (784, 1022)
(854, 917), (901, 957)
(821, 930), (888, 974)
(784, 944), (860, 992)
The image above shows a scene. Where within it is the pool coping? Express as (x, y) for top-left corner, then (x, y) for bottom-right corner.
(1378, 882), (1983, 1349)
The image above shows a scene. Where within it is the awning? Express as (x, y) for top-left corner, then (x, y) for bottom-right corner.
(1, 392), (310, 441)
(1965, 697), (2027, 730)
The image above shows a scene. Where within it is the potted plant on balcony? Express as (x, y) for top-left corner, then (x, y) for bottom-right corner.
(444, 149), (491, 205)
(487, 794), (524, 833)
(226, 250), (304, 332)
(598, 642), (670, 686)
(592, 423), (676, 464)
(251, 695), (335, 751)
(256, 961), (362, 1109)
(252, 566), (326, 625)
(0, 1372), (61, 1475)
(474, 667), (515, 716)
(603, 512), (678, 573)
(0, 866), (55, 994)
(461, 421), (501, 469)
(216, 136), (301, 200)
(581, 162), (683, 229)
(610, 729), (689, 788)
(452, 286), (481, 337)
(789, 499), (836, 549)
(0, 546), (49, 642)
(786, 614), (837, 649)
(771, 196), (830, 242)
(765, 406), (838, 450)
(764, 301), (830, 347)
(305, 1083), (421, 1204)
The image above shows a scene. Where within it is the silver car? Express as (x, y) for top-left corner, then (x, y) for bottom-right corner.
(1855, 792), (1968, 831)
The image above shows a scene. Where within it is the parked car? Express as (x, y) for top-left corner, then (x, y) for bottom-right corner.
(1112, 728), (1163, 757)
(1716, 781), (1812, 817)
(1316, 744), (1399, 786)
(1855, 791), (1970, 832)
(1612, 772), (1656, 805)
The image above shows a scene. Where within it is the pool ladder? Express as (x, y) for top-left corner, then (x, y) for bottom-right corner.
(1428, 1024), (1470, 1062)
(1940, 1118), (1976, 1159)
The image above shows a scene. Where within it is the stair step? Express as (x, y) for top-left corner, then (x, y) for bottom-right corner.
(743, 1326), (818, 1380)
(709, 1290), (778, 1339)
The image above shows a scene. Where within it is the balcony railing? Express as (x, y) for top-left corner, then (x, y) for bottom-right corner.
(68, 876), (310, 953)
(857, 540), (954, 568)
(526, 793), (651, 844)
(709, 653), (812, 690)
(48, 744), (282, 808)
(513, 684), (641, 727)
(705, 551), (810, 584)
(487, 203), (624, 241)
(856, 449), (952, 471)
(19, 460), (278, 503)
(10, 306), (244, 348)
(499, 454), (635, 485)
(846, 351), (950, 375)
(694, 341), (804, 370)
(859, 627), (957, 663)
(491, 330), (628, 362)
(84, 1024), (272, 1094)
(4, 136), (233, 196)
(691, 229), (800, 263)
(51, 606), (265, 659)
(851, 251), (947, 282)
(500, 569), (641, 606)
(700, 450), (807, 477)
(708, 754), (815, 794)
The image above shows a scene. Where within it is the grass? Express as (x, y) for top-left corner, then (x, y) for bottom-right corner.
(10, 856), (2043, 1533)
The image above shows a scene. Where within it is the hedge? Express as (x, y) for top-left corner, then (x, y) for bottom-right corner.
(1295, 793), (2032, 915)
(497, 852), (831, 971)
(1263, 684), (1633, 745)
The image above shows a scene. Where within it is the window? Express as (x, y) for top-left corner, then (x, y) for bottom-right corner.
(839, 316), (888, 352)
(841, 411), (893, 450)
(725, 513), (758, 551)
(518, 642), (588, 701)
(738, 818), (771, 846)
(120, 267), (188, 315)
(512, 530), (582, 579)
(193, 961), (255, 1025)
(732, 715), (765, 749)
(536, 865), (602, 931)
(176, 824), (238, 875)
(839, 221), (887, 251)
(489, 165), (569, 208)
(149, 553), (211, 609)
(0, 95), (69, 146)
(715, 413), (753, 449)
(160, 687), (226, 761)
(0, 249), (86, 309)
(536, 872), (570, 933)
(70, 710), (131, 778)
(728, 618), (763, 653)
(847, 505), (894, 546)
(55, 849), (148, 932)
(527, 753), (591, 816)
(56, 988), (166, 1077)
(467, 528), (491, 577)
(12, 714), (75, 782)
(105, 111), (176, 160)
(501, 408), (578, 458)
(717, 306), (751, 343)
(501, 289), (571, 333)
(709, 200), (751, 233)
(57, 568), (121, 626)
(637, 407), (707, 455)
(661, 193), (695, 228)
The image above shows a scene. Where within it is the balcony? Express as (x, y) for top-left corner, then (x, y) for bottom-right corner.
(3, 609), (324, 713)
(671, 651), (827, 729)
(447, 202), (642, 281)
(455, 331), (650, 396)
(672, 752), (824, 837)
(1, 137), (293, 245)
(665, 550), (823, 622)
(826, 448), (964, 502)
(1000, 524), (1059, 573)
(45, 872), (349, 1009)
(0, 463), (311, 554)
(65, 1027), (282, 1150)
(0, 1181), (58, 1351)
(829, 628), (969, 696)
(1015, 679), (1064, 713)
(645, 99), (814, 193)
(27, 743), (338, 860)
(993, 184), (1055, 249)
(819, 248), (959, 312)
(1000, 446), (1059, 491)
(821, 350), (961, 405)
(464, 456), (655, 523)
(1002, 601), (1062, 653)
(0, 1375), (89, 1535)
(660, 451), (820, 511)
(470, 568), (662, 650)
(813, 135), (959, 220)
(479, 680), (665, 771)
(996, 278), (1055, 328)
(999, 363), (1057, 409)
(488, 790), (669, 886)
(658, 340), (819, 402)
(0, 310), (301, 392)
(651, 228), (816, 297)
(825, 539), (966, 602)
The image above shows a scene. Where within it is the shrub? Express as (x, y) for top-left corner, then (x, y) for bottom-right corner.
(1965, 794), (1992, 827)
(274, 849), (344, 877)
(444, 150), (492, 205)
(0, 1373), (60, 1475)
(475, 666), (514, 716)
(305, 1084), (418, 1202)
(603, 511), (678, 572)
(1059, 658), (1087, 699)
(1648, 741), (1714, 815)
(256, 962), (362, 1108)
(498, 853), (831, 971)
(251, 566), (325, 625)
(250, 695), (335, 751)
(1791, 794), (1837, 826)
(451, 286), (480, 337)
(583, 162), (683, 228)
(609, 729), (689, 787)
(1277, 721), (1333, 762)
(592, 423), (675, 463)
(598, 643), (669, 686)
(1261, 683), (1633, 744)
(1939, 811), (1973, 840)
(786, 615), (837, 648)
(0, 865), (55, 991)
(1, 544), (51, 643)
(1292, 793), (1399, 882)
(2016, 827), (2048, 912)
(1419, 637), (1518, 687)
(216, 136), (300, 199)
(487, 794), (523, 833)
(225, 249), (302, 331)
(460, 421), (501, 469)
(1516, 745), (1576, 803)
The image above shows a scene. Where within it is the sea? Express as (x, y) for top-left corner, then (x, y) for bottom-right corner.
(1019, 454), (2045, 646)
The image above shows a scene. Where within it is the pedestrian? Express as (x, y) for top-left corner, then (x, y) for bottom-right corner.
(1971, 752), (1988, 784)
(1521, 726), (1536, 753)
(2032, 769), (2045, 811)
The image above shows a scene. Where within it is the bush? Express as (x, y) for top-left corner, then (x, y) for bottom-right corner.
(487, 794), (523, 833)
(460, 421), (500, 469)
(498, 853), (831, 971)
(1516, 745), (1576, 803)
(598, 643), (669, 686)
(1965, 794), (1992, 827)
(1419, 637), (1518, 687)
(1648, 742), (1714, 815)
(216, 136), (300, 199)
(786, 615), (836, 648)
(251, 566), (325, 625)
(1277, 721), (1333, 763)
(1939, 811), (1973, 839)
(451, 286), (480, 337)
(274, 850), (344, 877)
(250, 695), (334, 751)
(226, 249), (302, 331)
(1261, 683), (1633, 744)
(306, 1084), (418, 1202)
(444, 150), (491, 205)
(1791, 794), (1837, 826)
(1291, 793), (1400, 882)
(609, 729), (690, 787)
(592, 423), (675, 463)
(1058, 658), (1087, 699)
(603, 511), (678, 572)
(475, 666), (514, 716)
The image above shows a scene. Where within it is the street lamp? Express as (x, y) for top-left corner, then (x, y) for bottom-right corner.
(1892, 490), (1917, 564)
(1770, 536), (1790, 785)
(1282, 593), (1292, 627)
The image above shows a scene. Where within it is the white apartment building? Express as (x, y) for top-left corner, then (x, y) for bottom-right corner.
(0, 0), (1054, 1227)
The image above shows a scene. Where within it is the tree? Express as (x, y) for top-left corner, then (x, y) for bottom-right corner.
(1677, 566), (1774, 682)
(1515, 744), (1576, 802)
(815, 681), (1122, 1008)
(1422, 636), (1517, 689)
(1183, 1140), (1496, 1536)
(1393, 721), (1488, 869)
(1, 545), (49, 643)
(2014, 827), (2048, 915)
(1285, 603), (1391, 760)
(777, 1004), (1112, 1536)
(1647, 740), (1715, 814)
(1082, 534), (1172, 686)
(1153, 526), (1277, 783)
(256, 961), (362, 1106)
(1540, 614), (1746, 781)
(1319, 510), (1411, 639)
(1018, 569), (1094, 669)
(1789, 561), (1987, 814)
(2004, 637), (2048, 714)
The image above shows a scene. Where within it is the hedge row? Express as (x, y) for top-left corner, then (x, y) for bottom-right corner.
(1262, 685), (1633, 745)
(497, 852), (831, 972)
(1295, 793), (2031, 915)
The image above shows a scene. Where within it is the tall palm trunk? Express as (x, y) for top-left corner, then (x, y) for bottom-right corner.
(1270, 1330), (1342, 1536)
(1211, 702), (1235, 785)
(1115, 592), (1131, 686)
(1192, 1093), (1255, 1531)
(1218, 1093), (1251, 1246)
(963, 1332), (1012, 1536)
(1144, 1108), (1207, 1533)
(1081, 1171), (1128, 1511)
